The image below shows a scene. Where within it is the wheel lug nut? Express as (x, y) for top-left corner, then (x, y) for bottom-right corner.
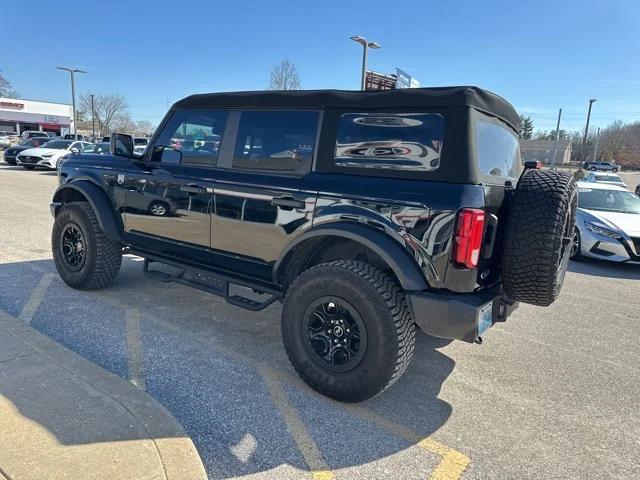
(346, 329), (350, 333)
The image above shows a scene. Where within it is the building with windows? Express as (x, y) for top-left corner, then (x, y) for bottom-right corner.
(0, 97), (72, 136)
(519, 139), (572, 166)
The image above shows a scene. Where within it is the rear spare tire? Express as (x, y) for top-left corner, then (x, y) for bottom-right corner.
(502, 169), (577, 306)
(281, 260), (415, 402)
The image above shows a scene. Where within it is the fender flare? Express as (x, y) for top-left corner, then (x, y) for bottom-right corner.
(52, 180), (122, 242)
(273, 222), (429, 291)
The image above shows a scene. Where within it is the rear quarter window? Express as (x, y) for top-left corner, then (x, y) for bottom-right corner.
(334, 113), (444, 172)
(475, 118), (521, 181)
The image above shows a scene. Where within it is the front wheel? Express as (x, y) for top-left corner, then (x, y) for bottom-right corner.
(52, 202), (122, 289)
(570, 227), (583, 261)
(281, 260), (415, 402)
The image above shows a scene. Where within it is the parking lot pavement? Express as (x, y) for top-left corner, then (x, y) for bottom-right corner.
(1, 163), (640, 479)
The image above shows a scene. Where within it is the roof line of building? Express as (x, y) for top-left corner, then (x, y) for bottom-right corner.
(0, 97), (71, 107)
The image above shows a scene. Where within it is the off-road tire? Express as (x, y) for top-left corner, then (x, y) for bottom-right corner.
(502, 169), (577, 306)
(52, 202), (122, 289)
(281, 260), (415, 402)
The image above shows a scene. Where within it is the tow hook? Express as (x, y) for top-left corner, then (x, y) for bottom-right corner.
(474, 336), (483, 345)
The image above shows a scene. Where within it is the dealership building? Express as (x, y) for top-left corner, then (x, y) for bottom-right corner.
(0, 97), (72, 136)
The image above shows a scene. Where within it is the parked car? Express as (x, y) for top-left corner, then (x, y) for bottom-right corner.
(82, 142), (111, 154)
(582, 172), (626, 188)
(16, 140), (92, 170)
(63, 133), (86, 141)
(583, 161), (619, 172)
(50, 87), (577, 401)
(0, 131), (13, 149)
(571, 181), (640, 263)
(20, 130), (50, 141)
(3, 137), (57, 165)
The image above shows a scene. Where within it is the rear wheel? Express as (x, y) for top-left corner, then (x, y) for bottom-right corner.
(281, 260), (415, 402)
(52, 202), (122, 289)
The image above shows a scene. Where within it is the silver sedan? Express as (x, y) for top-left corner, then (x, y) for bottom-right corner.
(571, 181), (640, 264)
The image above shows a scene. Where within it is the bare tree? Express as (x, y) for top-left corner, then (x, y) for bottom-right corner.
(0, 70), (19, 98)
(78, 93), (130, 136)
(268, 59), (301, 90)
(135, 120), (156, 136)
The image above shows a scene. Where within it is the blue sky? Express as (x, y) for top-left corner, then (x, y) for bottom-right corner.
(3, 0), (638, 131)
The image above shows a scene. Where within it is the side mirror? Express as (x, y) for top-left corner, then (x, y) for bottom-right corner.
(110, 132), (134, 158)
(70, 147), (79, 154)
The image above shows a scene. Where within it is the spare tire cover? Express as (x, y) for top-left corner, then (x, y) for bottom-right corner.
(502, 169), (577, 306)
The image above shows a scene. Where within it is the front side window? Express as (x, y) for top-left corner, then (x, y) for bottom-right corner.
(335, 113), (444, 171)
(232, 110), (319, 175)
(154, 109), (228, 165)
(476, 119), (521, 180)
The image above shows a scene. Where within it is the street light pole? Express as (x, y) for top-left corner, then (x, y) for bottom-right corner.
(581, 98), (597, 163)
(350, 36), (381, 91)
(57, 66), (87, 140)
(592, 127), (601, 162)
(90, 94), (95, 142)
(550, 108), (562, 170)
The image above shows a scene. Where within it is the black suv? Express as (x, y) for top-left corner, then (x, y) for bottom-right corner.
(50, 87), (576, 402)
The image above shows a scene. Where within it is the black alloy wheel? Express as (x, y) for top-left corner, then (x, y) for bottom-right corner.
(302, 297), (367, 373)
(60, 223), (86, 271)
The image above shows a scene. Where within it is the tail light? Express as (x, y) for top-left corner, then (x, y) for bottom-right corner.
(452, 208), (485, 269)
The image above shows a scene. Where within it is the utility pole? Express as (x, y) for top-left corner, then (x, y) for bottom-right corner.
(57, 66), (87, 140)
(581, 98), (597, 163)
(90, 94), (95, 142)
(592, 127), (601, 162)
(550, 108), (562, 170)
(350, 36), (381, 91)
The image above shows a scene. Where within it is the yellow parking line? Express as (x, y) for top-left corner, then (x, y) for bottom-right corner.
(18, 273), (54, 325)
(125, 309), (147, 390)
(257, 365), (335, 480)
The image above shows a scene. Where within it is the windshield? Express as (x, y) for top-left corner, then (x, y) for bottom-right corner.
(39, 140), (73, 150)
(595, 174), (623, 183)
(578, 187), (640, 214)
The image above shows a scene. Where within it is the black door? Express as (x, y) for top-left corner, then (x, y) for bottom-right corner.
(210, 110), (322, 269)
(122, 109), (229, 252)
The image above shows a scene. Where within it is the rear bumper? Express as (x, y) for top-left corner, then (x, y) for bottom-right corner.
(407, 287), (518, 343)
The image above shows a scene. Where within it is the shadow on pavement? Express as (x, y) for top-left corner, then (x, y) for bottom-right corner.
(0, 257), (456, 478)
(568, 258), (640, 280)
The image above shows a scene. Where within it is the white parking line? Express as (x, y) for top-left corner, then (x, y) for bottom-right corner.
(18, 273), (54, 325)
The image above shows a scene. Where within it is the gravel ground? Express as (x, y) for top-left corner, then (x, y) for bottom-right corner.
(1, 159), (639, 480)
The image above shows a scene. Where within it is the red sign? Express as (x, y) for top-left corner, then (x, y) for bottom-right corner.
(0, 101), (24, 110)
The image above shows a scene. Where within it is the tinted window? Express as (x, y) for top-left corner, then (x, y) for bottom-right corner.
(232, 110), (319, 175)
(335, 113), (444, 171)
(578, 187), (640, 214)
(476, 119), (521, 180)
(154, 109), (228, 165)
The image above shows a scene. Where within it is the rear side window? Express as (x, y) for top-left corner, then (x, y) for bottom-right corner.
(476, 119), (521, 180)
(153, 109), (228, 166)
(232, 110), (320, 175)
(335, 113), (444, 171)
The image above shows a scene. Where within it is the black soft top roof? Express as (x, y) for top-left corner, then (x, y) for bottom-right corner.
(173, 86), (519, 132)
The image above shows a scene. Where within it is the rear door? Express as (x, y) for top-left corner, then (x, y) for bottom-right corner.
(123, 109), (228, 251)
(210, 109), (322, 273)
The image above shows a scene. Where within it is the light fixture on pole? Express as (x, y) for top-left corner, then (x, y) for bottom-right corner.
(581, 98), (597, 163)
(350, 36), (381, 91)
(57, 66), (87, 139)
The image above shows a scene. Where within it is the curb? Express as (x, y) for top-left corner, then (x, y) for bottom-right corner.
(0, 308), (207, 480)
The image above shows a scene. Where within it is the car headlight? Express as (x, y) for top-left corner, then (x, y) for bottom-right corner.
(42, 153), (54, 158)
(585, 221), (622, 239)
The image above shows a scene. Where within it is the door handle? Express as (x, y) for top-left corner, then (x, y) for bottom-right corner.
(180, 184), (207, 194)
(272, 197), (305, 209)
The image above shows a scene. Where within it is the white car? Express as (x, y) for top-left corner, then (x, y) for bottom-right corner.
(571, 181), (640, 263)
(16, 139), (91, 170)
(582, 171), (627, 188)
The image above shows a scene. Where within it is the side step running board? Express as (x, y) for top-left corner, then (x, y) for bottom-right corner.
(141, 257), (281, 312)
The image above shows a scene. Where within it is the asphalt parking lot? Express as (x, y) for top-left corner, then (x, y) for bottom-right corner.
(1, 159), (639, 480)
